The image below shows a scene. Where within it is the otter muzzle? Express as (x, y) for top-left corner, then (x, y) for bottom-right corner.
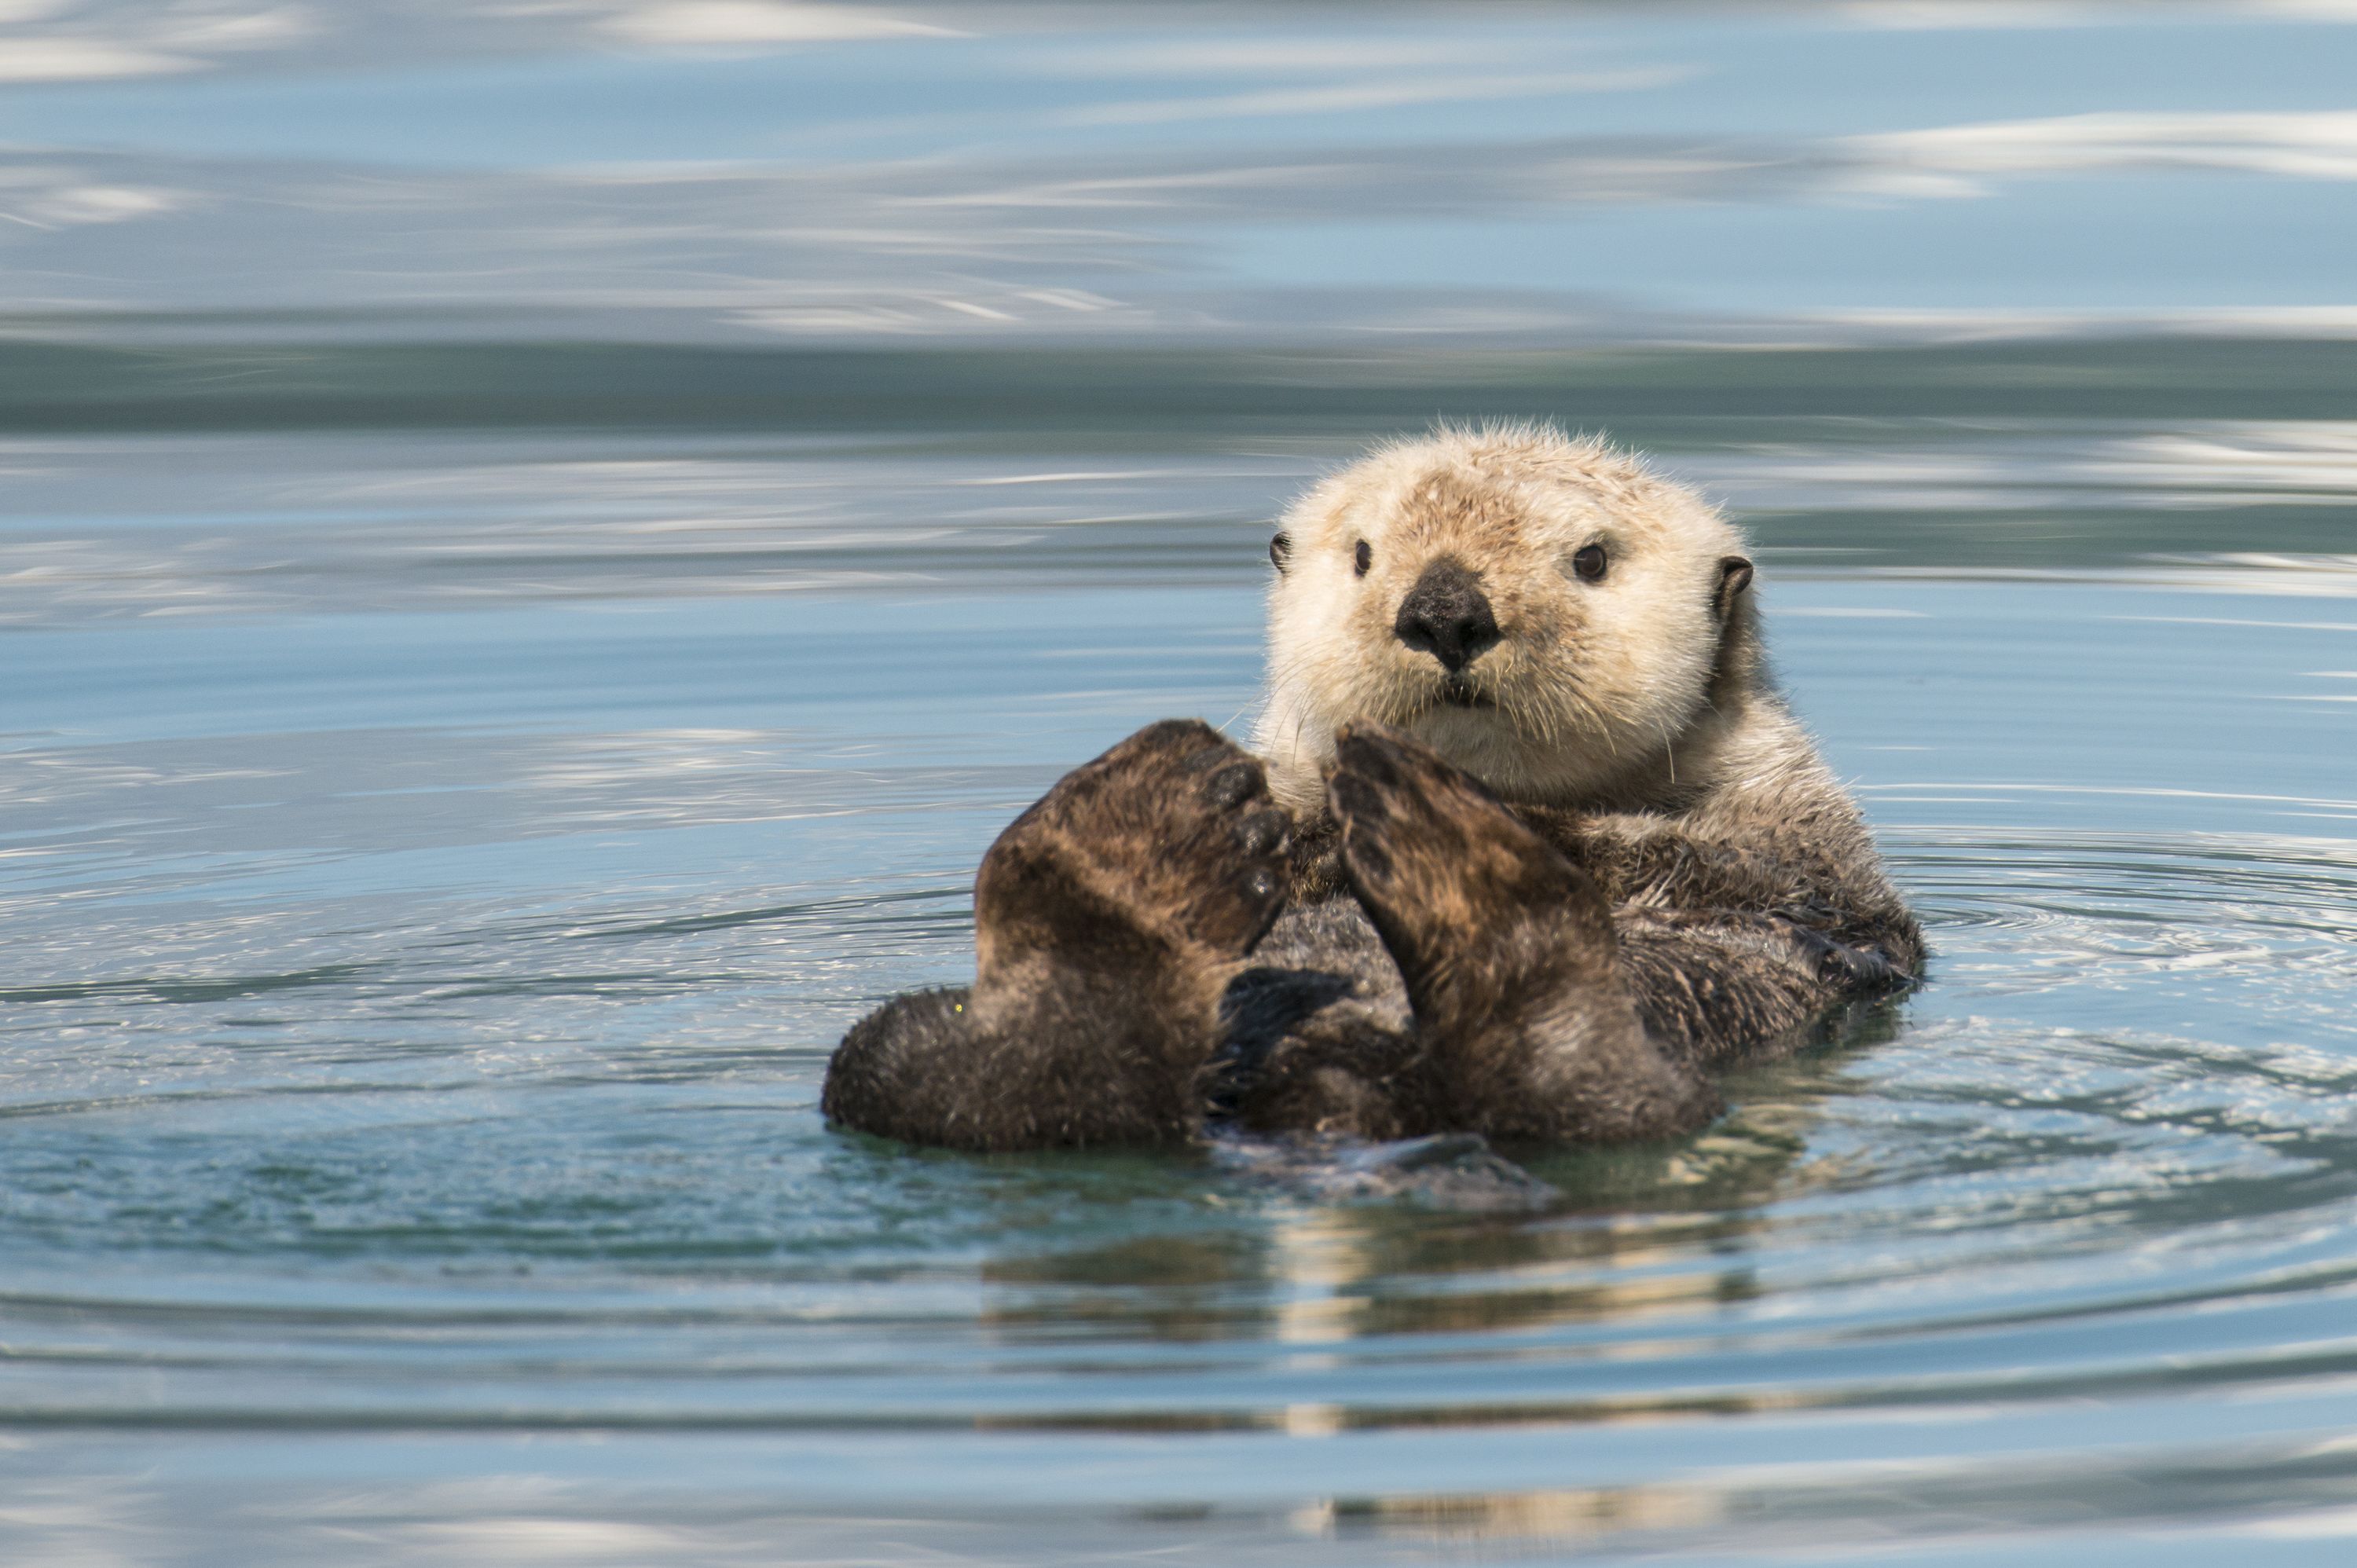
(1393, 559), (1501, 673)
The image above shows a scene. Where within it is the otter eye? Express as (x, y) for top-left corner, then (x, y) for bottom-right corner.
(1572, 543), (1607, 583)
(1353, 540), (1372, 577)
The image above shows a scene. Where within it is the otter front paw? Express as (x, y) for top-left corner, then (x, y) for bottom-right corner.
(975, 719), (1291, 983)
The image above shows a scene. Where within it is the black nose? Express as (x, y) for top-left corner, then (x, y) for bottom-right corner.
(1392, 559), (1501, 672)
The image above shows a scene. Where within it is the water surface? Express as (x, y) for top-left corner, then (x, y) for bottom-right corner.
(6, 3), (2357, 1563)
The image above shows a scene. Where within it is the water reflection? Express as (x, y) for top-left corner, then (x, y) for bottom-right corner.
(6, 1), (2357, 1563)
(4, 5), (2357, 339)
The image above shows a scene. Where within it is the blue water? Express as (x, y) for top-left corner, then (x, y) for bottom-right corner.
(6, 4), (2357, 1563)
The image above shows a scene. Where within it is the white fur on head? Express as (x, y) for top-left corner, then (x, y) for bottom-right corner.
(1252, 423), (1754, 814)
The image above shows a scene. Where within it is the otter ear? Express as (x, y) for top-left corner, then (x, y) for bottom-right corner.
(1714, 555), (1754, 620)
(1270, 531), (1292, 573)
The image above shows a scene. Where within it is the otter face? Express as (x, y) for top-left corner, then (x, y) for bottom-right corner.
(1255, 427), (1754, 811)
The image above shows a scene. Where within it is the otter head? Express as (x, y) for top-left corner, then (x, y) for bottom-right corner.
(1254, 424), (1757, 814)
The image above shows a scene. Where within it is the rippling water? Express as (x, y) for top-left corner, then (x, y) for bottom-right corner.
(8, 2), (2357, 1563)
(9, 408), (2357, 1563)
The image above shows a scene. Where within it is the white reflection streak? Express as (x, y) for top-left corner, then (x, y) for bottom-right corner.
(0, 2), (310, 81)
(1689, 424), (2357, 517)
(1037, 36), (1529, 75)
(1849, 111), (2357, 196)
(0, 37), (194, 78)
(1859, 560), (2357, 597)
(1060, 66), (1696, 128)
(1842, 0), (2113, 26)
(596, 0), (959, 44)
(1861, 782), (2357, 813)
(2112, 615), (2357, 632)
(0, 165), (184, 229)
(2091, 427), (2357, 496)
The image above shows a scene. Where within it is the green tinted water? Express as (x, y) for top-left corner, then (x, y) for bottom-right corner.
(5, 3), (2357, 1562)
(9, 396), (2357, 1562)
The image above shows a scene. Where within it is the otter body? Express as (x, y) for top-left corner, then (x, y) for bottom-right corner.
(823, 427), (1919, 1152)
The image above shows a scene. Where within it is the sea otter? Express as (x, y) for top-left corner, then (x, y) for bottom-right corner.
(823, 425), (1920, 1152)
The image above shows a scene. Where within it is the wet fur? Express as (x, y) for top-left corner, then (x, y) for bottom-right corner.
(823, 427), (1922, 1152)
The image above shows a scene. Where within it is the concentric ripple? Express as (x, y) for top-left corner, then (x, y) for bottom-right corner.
(7, 427), (2357, 1564)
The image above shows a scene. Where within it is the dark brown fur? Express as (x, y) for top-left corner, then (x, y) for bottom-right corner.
(823, 720), (1917, 1152)
(822, 720), (1288, 1152)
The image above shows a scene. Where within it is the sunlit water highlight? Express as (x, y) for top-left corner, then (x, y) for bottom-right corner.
(7, 1), (2357, 1562)
(6, 410), (2357, 1563)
